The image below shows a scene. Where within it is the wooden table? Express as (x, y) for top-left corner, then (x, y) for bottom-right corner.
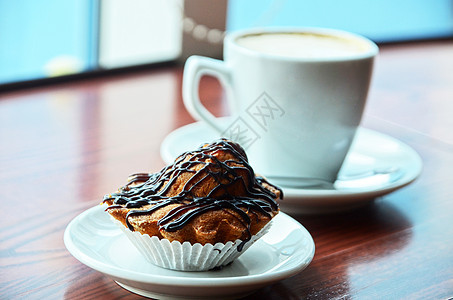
(1, 40), (452, 299)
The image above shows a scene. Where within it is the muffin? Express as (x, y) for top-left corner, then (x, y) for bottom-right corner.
(102, 139), (282, 271)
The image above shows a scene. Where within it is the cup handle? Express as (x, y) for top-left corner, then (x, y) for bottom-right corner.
(183, 55), (232, 133)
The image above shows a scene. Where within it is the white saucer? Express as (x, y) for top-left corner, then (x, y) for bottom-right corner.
(161, 121), (423, 214)
(64, 206), (315, 300)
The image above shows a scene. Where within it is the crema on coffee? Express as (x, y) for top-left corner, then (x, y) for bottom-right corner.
(235, 32), (371, 59)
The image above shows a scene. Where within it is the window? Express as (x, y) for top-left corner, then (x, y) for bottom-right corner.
(1, 0), (451, 86)
(227, 0), (453, 42)
(0, 0), (182, 86)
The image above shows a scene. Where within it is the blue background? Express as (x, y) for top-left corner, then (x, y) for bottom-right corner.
(0, 0), (452, 85)
(0, 0), (98, 84)
(227, 0), (453, 42)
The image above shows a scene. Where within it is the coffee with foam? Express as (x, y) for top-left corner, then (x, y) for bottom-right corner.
(236, 32), (371, 59)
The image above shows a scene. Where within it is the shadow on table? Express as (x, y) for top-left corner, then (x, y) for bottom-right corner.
(242, 199), (413, 299)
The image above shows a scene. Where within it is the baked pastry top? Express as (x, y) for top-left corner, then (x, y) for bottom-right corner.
(103, 139), (282, 249)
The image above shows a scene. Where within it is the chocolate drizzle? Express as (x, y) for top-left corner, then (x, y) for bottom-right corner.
(103, 139), (282, 251)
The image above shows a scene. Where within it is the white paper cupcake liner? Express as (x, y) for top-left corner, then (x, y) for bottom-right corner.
(112, 218), (272, 271)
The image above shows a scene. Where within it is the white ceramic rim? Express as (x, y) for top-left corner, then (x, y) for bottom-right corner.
(159, 122), (422, 203)
(64, 206), (315, 288)
(225, 26), (379, 62)
(283, 129), (423, 198)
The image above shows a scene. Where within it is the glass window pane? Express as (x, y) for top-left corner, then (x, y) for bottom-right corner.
(99, 0), (182, 69)
(0, 0), (182, 85)
(227, 0), (453, 42)
(0, 0), (98, 84)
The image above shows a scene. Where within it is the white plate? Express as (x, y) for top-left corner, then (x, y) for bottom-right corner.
(161, 121), (422, 214)
(64, 206), (315, 300)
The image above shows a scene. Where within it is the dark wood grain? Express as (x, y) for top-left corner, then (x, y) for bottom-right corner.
(1, 41), (452, 300)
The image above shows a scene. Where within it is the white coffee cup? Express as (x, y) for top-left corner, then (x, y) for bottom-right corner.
(183, 27), (378, 188)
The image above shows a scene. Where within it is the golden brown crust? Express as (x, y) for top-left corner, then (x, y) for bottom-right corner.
(159, 208), (276, 244)
(105, 197), (277, 245)
(103, 139), (281, 245)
